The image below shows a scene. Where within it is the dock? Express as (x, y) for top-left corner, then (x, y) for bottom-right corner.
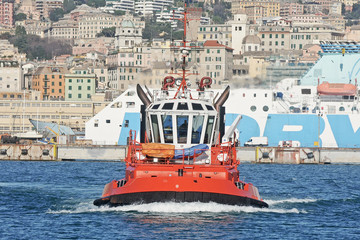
(1, 144), (360, 164)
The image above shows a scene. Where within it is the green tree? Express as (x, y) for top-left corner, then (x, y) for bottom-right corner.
(0, 32), (12, 40)
(63, 0), (76, 13)
(96, 27), (116, 37)
(15, 26), (26, 36)
(112, 10), (125, 16)
(14, 13), (27, 21)
(86, 0), (106, 8)
(50, 8), (65, 22)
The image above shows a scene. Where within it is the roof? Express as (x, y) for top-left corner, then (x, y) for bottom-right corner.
(122, 19), (135, 28)
(203, 40), (233, 50)
(242, 35), (261, 44)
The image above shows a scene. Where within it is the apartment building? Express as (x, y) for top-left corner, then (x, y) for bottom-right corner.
(16, 19), (51, 38)
(0, 60), (23, 92)
(32, 66), (69, 100)
(288, 14), (323, 24)
(322, 14), (346, 31)
(0, 39), (26, 62)
(197, 24), (232, 47)
(65, 68), (96, 101)
(49, 19), (79, 39)
(35, 0), (62, 19)
(280, 2), (304, 17)
(101, 0), (135, 13)
(78, 12), (122, 39)
(200, 40), (233, 86)
(77, 12), (144, 39)
(19, 0), (37, 19)
(258, 25), (291, 52)
(303, 2), (323, 15)
(108, 65), (139, 92)
(134, 0), (174, 16)
(73, 38), (113, 55)
(232, 0), (280, 18)
(290, 24), (344, 50)
(0, 0), (14, 27)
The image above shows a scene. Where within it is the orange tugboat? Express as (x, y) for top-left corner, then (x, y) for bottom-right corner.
(94, 5), (268, 208)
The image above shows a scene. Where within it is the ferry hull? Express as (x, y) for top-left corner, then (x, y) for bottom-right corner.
(94, 191), (268, 208)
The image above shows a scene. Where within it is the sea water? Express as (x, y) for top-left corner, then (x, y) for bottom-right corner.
(0, 161), (359, 239)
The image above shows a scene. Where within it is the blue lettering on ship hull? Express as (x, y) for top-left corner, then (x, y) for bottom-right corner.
(263, 114), (324, 147)
(118, 113), (140, 145)
(226, 114), (260, 147)
(328, 115), (360, 148)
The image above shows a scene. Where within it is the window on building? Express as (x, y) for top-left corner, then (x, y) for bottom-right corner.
(87, 86), (91, 90)
(269, 34), (272, 38)
(78, 94), (82, 98)
(68, 94), (72, 98)
(59, 82), (62, 86)
(78, 86), (81, 90)
(262, 34), (265, 38)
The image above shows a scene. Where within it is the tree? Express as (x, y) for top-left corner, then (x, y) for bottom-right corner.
(63, 0), (76, 13)
(112, 10), (125, 16)
(15, 26), (26, 36)
(86, 0), (106, 8)
(96, 27), (116, 37)
(50, 8), (65, 22)
(0, 32), (12, 40)
(14, 13), (27, 21)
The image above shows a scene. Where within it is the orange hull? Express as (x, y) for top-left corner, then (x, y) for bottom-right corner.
(94, 164), (268, 208)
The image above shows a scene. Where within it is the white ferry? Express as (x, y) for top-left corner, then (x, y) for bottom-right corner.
(85, 45), (360, 148)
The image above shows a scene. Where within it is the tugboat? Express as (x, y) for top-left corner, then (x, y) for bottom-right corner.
(94, 5), (268, 208)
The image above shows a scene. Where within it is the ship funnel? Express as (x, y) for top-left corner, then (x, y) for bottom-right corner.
(214, 85), (230, 111)
(137, 84), (151, 107)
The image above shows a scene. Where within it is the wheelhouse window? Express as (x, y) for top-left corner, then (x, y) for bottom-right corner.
(177, 102), (188, 110)
(204, 116), (215, 144)
(192, 115), (204, 144)
(151, 115), (160, 143)
(177, 115), (188, 143)
(192, 103), (203, 110)
(152, 104), (160, 109)
(162, 103), (174, 110)
(161, 115), (173, 143)
(206, 105), (214, 111)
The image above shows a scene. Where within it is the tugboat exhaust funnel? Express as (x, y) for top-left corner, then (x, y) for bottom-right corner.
(137, 84), (151, 107)
(214, 86), (230, 111)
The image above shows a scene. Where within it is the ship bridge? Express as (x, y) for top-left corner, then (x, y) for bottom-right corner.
(146, 99), (218, 147)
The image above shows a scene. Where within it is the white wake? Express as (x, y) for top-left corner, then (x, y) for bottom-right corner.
(48, 199), (311, 215)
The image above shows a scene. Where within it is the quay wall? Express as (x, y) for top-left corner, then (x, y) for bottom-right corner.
(1, 144), (360, 164)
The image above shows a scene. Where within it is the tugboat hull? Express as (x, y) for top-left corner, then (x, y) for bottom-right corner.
(94, 191), (268, 208)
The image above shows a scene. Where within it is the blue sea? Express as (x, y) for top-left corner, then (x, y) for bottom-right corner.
(0, 161), (359, 239)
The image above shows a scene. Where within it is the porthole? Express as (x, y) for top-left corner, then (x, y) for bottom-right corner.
(339, 106), (345, 111)
(263, 106), (269, 112)
(250, 106), (256, 112)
